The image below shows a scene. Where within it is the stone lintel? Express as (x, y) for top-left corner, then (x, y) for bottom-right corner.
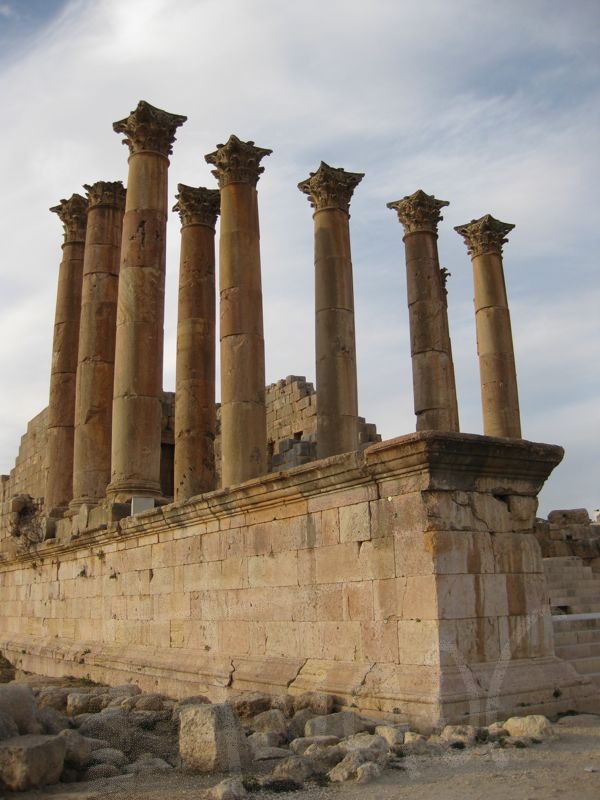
(387, 189), (449, 235)
(83, 181), (126, 210)
(298, 161), (364, 214)
(50, 194), (88, 243)
(205, 135), (272, 188)
(173, 184), (220, 228)
(455, 214), (515, 257)
(112, 100), (187, 157)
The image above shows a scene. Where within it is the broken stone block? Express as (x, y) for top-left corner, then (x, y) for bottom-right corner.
(289, 735), (340, 755)
(503, 715), (554, 738)
(304, 711), (371, 739)
(374, 724), (405, 747)
(58, 729), (92, 769)
(231, 692), (272, 719)
(0, 711), (18, 741)
(179, 703), (251, 772)
(250, 709), (289, 738)
(0, 734), (66, 791)
(293, 691), (334, 716)
(0, 684), (41, 734)
(440, 724), (477, 746)
(209, 777), (248, 799)
(270, 755), (315, 783)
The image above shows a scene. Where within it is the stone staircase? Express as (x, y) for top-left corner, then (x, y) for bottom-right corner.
(544, 556), (600, 687)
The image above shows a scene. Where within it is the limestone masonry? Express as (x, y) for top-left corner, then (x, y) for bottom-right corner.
(0, 100), (596, 732)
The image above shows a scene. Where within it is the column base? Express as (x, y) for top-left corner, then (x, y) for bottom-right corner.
(105, 478), (162, 504)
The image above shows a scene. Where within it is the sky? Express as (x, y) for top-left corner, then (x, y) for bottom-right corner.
(0, 0), (598, 517)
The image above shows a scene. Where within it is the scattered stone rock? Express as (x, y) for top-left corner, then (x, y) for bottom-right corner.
(487, 722), (509, 740)
(67, 691), (111, 716)
(209, 776), (248, 799)
(250, 708), (289, 738)
(0, 734), (66, 791)
(76, 708), (130, 750)
(339, 732), (389, 762)
(328, 750), (373, 783)
(270, 694), (295, 718)
(0, 684), (41, 734)
(305, 711), (371, 739)
(288, 708), (315, 739)
(375, 724), (405, 747)
(60, 765), (80, 783)
(440, 724), (477, 746)
(124, 754), (173, 774)
(0, 710), (18, 741)
(231, 693), (272, 719)
(504, 715), (554, 738)
(270, 755), (315, 784)
(38, 706), (71, 734)
(172, 695), (211, 722)
(37, 687), (71, 712)
(293, 692), (334, 716)
(82, 762), (121, 780)
(355, 761), (382, 784)
(302, 743), (345, 768)
(404, 731), (426, 744)
(260, 777), (303, 792)
(289, 735), (340, 755)
(58, 728), (92, 769)
(252, 746), (291, 761)
(109, 684), (141, 697)
(134, 693), (165, 711)
(247, 730), (286, 750)
(179, 703), (252, 772)
(89, 746), (128, 768)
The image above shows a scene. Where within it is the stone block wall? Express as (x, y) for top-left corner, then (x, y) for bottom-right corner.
(534, 508), (600, 570)
(0, 432), (592, 730)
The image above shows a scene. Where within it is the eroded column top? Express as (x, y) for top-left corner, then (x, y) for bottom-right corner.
(84, 181), (126, 210)
(205, 135), (272, 188)
(113, 100), (187, 157)
(173, 184), (220, 228)
(454, 214), (515, 257)
(387, 189), (449, 235)
(50, 194), (88, 243)
(298, 161), (364, 214)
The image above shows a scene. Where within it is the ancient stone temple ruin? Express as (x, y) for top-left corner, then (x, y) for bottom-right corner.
(0, 100), (595, 731)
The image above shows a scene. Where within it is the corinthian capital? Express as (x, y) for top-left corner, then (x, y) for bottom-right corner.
(173, 184), (220, 227)
(84, 181), (126, 210)
(205, 135), (272, 188)
(50, 194), (88, 243)
(113, 100), (187, 157)
(298, 161), (364, 214)
(387, 189), (449, 235)
(454, 214), (515, 257)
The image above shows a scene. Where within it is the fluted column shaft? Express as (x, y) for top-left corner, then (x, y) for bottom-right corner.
(387, 190), (459, 432)
(46, 194), (88, 516)
(107, 101), (186, 501)
(455, 215), (521, 438)
(206, 135), (271, 486)
(70, 182), (126, 511)
(299, 162), (363, 459)
(173, 185), (220, 501)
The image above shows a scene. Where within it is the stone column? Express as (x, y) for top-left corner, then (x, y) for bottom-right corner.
(172, 184), (220, 502)
(205, 135), (271, 487)
(46, 194), (88, 517)
(455, 214), (521, 438)
(70, 181), (126, 512)
(107, 101), (186, 502)
(298, 162), (363, 459)
(387, 190), (460, 432)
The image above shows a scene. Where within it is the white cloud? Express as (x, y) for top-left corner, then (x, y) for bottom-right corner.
(0, 0), (598, 515)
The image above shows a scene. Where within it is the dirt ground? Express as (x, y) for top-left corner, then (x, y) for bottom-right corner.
(4, 713), (600, 800)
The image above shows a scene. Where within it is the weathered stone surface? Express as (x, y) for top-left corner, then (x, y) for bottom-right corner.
(305, 711), (371, 739)
(124, 754), (173, 774)
(328, 749), (374, 783)
(288, 708), (315, 739)
(0, 685), (40, 734)
(89, 746), (128, 767)
(179, 703), (251, 772)
(340, 732), (388, 762)
(247, 731), (286, 750)
(231, 692), (271, 719)
(250, 708), (288, 737)
(252, 746), (290, 761)
(134, 693), (165, 711)
(0, 734), (66, 791)
(293, 691), (334, 716)
(374, 724), (405, 747)
(270, 755), (315, 783)
(504, 715), (554, 738)
(83, 762), (121, 780)
(76, 708), (130, 750)
(67, 691), (111, 716)
(486, 722), (509, 740)
(440, 724), (477, 746)
(303, 742), (345, 768)
(289, 735), (340, 755)
(209, 776), (248, 800)
(37, 687), (71, 711)
(0, 710), (18, 740)
(38, 706), (71, 734)
(355, 761), (382, 784)
(58, 728), (92, 769)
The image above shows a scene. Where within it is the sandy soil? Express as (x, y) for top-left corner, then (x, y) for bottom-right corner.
(5, 713), (600, 800)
